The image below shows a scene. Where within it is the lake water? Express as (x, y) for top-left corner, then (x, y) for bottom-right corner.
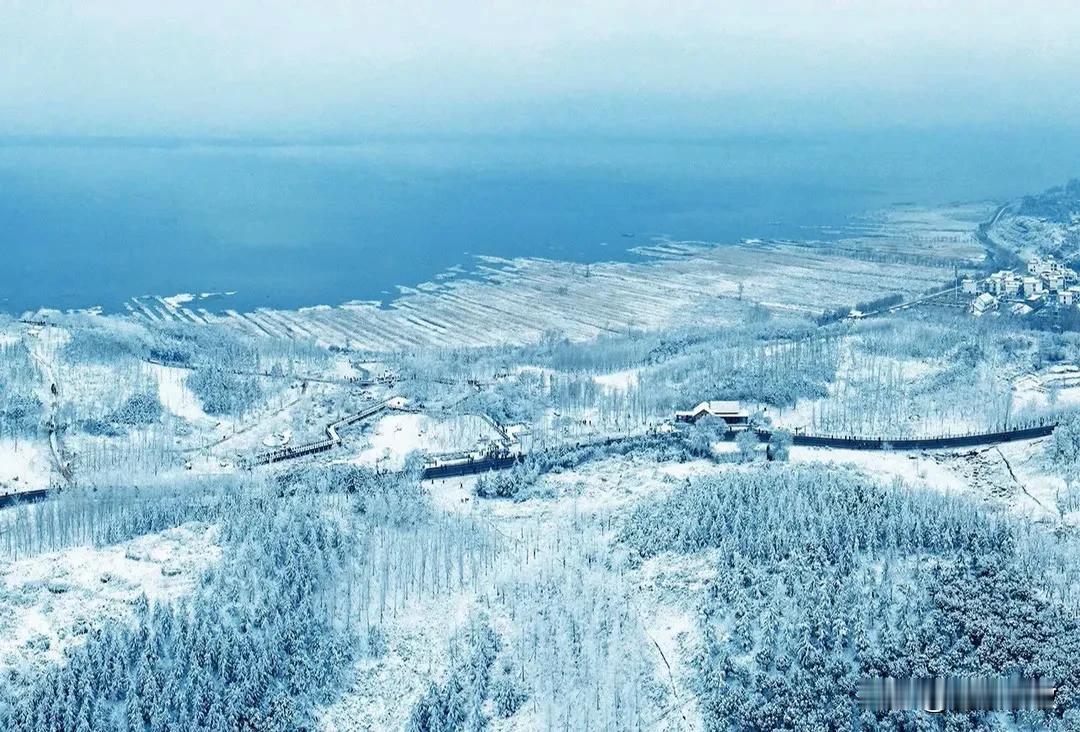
(1, 130), (1077, 314)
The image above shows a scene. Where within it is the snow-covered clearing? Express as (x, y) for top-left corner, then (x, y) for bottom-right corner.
(328, 356), (362, 381)
(147, 362), (209, 423)
(791, 438), (1062, 521)
(0, 439), (52, 495)
(594, 367), (641, 392)
(634, 550), (720, 731)
(1012, 366), (1080, 413)
(0, 522), (221, 679)
(479, 455), (727, 523)
(351, 413), (503, 469)
(791, 446), (968, 494)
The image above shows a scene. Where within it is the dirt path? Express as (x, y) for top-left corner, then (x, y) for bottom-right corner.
(24, 334), (74, 486)
(995, 445), (1047, 511)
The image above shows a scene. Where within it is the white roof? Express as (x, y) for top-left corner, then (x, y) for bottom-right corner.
(677, 400), (746, 416)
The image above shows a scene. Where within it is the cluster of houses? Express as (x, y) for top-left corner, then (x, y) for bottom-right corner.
(964, 256), (1080, 317)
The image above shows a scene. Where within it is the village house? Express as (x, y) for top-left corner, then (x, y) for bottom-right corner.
(987, 270), (1022, 297)
(1060, 286), (1080, 306)
(1029, 255), (1069, 279)
(971, 292), (997, 316)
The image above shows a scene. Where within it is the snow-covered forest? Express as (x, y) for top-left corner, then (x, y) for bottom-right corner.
(4, 256), (1080, 731)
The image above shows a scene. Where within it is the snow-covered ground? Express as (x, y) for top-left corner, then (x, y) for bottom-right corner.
(791, 438), (1063, 522)
(147, 362), (210, 423)
(791, 445), (967, 494)
(0, 439), (52, 495)
(317, 589), (478, 731)
(635, 550), (720, 731)
(328, 356), (363, 381)
(594, 367), (641, 392)
(350, 413), (503, 469)
(1012, 367), (1080, 413)
(0, 522), (221, 679)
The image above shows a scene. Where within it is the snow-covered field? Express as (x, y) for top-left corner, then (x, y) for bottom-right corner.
(1012, 366), (1080, 413)
(593, 367), (641, 392)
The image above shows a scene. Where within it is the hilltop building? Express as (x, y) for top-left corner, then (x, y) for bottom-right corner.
(675, 401), (750, 427)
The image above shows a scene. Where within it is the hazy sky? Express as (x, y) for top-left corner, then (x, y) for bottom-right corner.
(2, 1), (1079, 137)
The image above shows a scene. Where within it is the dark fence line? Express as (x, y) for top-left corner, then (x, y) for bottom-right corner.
(2, 423), (1061, 510)
(773, 423), (1055, 451)
(0, 488), (52, 509)
(422, 455), (523, 480)
(422, 421), (1061, 481)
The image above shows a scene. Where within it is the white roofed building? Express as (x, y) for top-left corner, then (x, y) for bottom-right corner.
(971, 292), (997, 316)
(675, 400), (750, 426)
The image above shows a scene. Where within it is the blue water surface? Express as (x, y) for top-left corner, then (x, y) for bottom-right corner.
(0, 130), (1077, 314)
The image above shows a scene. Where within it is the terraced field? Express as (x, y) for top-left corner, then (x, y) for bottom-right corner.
(26, 204), (990, 352)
